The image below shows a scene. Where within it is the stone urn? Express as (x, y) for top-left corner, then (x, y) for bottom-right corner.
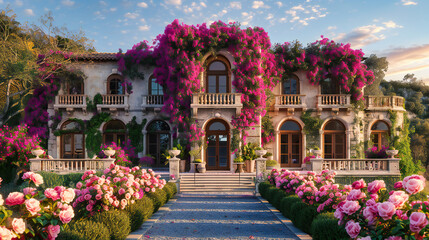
(103, 149), (116, 159)
(31, 149), (45, 159)
(386, 149), (399, 158)
(197, 162), (206, 173)
(255, 149), (267, 158)
(168, 149), (181, 158)
(313, 149), (322, 158)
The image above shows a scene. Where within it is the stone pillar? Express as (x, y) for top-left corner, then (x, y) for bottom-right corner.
(310, 158), (323, 172)
(346, 130), (352, 159)
(29, 158), (41, 172)
(103, 159), (115, 170)
(169, 158), (180, 180)
(388, 158), (400, 175)
(255, 157), (267, 180)
(142, 130), (147, 155)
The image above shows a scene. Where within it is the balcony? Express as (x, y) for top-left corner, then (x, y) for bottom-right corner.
(365, 96), (405, 111)
(191, 93), (242, 117)
(97, 94), (129, 114)
(54, 94), (87, 114)
(317, 94), (351, 112)
(30, 157), (114, 173)
(274, 95), (307, 113)
(141, 95), (164, 112)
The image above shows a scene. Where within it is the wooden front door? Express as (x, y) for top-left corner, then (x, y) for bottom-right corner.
(206, 120), (230, 170)
(279, 120), (302, 167)
(146, 120), (171, 167)
(323, 120), (346, 159)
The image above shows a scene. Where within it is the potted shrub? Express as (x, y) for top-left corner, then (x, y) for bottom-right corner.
(266, 159), (278, 170)
(242, 143), (257, 172)
(233, 156), (244, 173)
(386, 146), (399, 158)
(254, 147), (267, 158)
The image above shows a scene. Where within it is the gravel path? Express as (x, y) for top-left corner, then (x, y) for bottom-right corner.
(143, 193), (301, 240)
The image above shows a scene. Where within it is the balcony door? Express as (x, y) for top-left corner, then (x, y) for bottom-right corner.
(60, 120), (84, 159)
(321, 78), (340, 94)
(283, 75), (299, 94)
(206, 56), (230, 93)
(205, 120), (230, 170)
(147, 120), (171, 167)
(279, 120), (302, 167)
(103, 120), (127, 146)
(371, 121), (390, 150)
(323, 120), (346, 159)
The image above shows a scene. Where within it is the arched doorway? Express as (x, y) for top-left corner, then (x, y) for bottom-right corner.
(205, 119), (230, 170)
(103, 120), (127, 146)
(146, 120), (171, 167)
(279, 120), (302, 167)
(60, 120), (84, 158)
(323, 120), (346, 159)
(371, 121), (390, 149)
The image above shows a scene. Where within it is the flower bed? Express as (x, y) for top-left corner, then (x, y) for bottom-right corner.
(261, 169), (428, 239)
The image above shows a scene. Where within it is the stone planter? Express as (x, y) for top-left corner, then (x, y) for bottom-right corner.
(168, 149), (181, 158)
(234, 163), (244, 173)
(245, 159), (255, 173)
(103, 149), (116, 159)
(31, 149), (45, 159)
(197, 162), (206, 173)
(386, 149), (399, 158)
(313, 149), (322, 158)
(255, 150), (267, 158)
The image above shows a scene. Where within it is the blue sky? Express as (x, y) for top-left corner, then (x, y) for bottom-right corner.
(2, 0), (429, 83)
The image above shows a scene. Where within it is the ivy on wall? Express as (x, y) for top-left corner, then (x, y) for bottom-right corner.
(85, 112), (111, 157)
(300, 110), (322, 149)
(261, 115), (275, 146)
(126, 116), (147, 153)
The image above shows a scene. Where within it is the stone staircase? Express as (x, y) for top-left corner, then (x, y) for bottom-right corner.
(179, 172), (256, 193)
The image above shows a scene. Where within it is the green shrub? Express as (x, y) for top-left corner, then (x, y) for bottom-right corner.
(163, 184), (174, 201)
(57, 230), (84, 240)
(296, 205), (319, 234)
(280, 195), (301, 219)
(39, 172), (84, 188)
(258, 181), (272, 198)
(311, 212), (349, 240)
(289, 201), (309, 224)
(146, 189), (167, 212)
(0, 163), (17, 184)
(272, 189), (288, 209)
(90, 210), (131, 240)
(139, 196), (154, 221)
(265, 186), (279, 203)
(69, 220), (110, 240)
(165, 182), (177, 194)
(125, 203), (146, 232)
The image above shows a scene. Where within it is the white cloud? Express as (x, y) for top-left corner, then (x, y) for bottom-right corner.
(99, 1), (107, 6)
(0, 0), (4, 4)
(138, 2), (148, 8)
(275, 1), (282, 7)
(110, 8), (117, 11)
(252, 1), (268, 9)
(121, 30), (128, 34)
(139, 25), (150, 31)
(266, 13), (273, 20)
(279, 17), (287, 22)
(164, 0), (181, 6)
(15, 0), (22, 6)
(328, 26), (337, 30)
(291, 5), (305, 11)
(230, 2), (241, 9)
(124, 12), (139, 19)
(401, 0), (417, 5)
(242, 12), (248, 17)
(140, 18), (146, 22)
(334, 24), (386, 48)
(284, 4), (327, 26)
(383, 44), (429, 78)
(200, 2), (206, 7)
(62, 0), (75, 6)
(24, 9), (35, 16)
(383, 20), (403, 28)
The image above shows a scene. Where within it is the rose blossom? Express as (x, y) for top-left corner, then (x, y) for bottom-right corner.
(357, 237), (371, 240)
(345, 220), (361, 238)
(367, 180), (386, 193)
(388, 191), (409, 208)
(45, 188), (60, 201)
(347, 189), (366, 201)
(59, 205), (74, 224)
(352, 179), (366, 189)
(23, 187), (37, 196)
(25, 198), (41, 215)
(12, 218), (26, 234)
(341, 201), (361, 215)
(334, 208), (344, 220)
(363, 207), (376, 223)
(394, 181), (403, 189)
(409, 212), (428, 233)
(404, 179), (425, 195)
(0, 226), (13, 240)
(385, 237), (403, 240)
(47, 225), (61, 240)
(60, 188), (76, 203)
(76, 182), (83, 189)
(5, 192), (25, 206)
(377, 202), (396, 220)
(29, 173), (44, 186)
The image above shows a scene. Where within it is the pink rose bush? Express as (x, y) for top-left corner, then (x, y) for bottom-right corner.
(0, 172), (75, 239)
(99, 142), (132, 166)
(73, 163), (166, 216)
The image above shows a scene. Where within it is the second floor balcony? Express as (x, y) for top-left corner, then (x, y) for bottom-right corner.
(54, 94), (87, 113)
(274, 94), (307, 113)
(97, 94), (130, 113)
(317, 94), (351, 110)
(365, 96), (405, 111)
(141, 95), (164, 112)
(191, 93), (243, 117)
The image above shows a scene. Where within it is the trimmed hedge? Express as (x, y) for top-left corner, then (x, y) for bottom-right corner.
(69, 220), (110, 240)
(57, 230), (85, 240)
(310, 212), (349, 240)
(91, 210), (131, 240)
(163, 184), (174, 200)
(279, 195), (301, 219)
(290, 201), (309, 224)
(271, 188), (288, 209)
(258, 181), (272, 198)
(146, 189), (168, 213)
(296, 205), (319, 234)
(125, 201), (146, 232)
(39, 171), (83, 188)
(165, 182), (178, 194)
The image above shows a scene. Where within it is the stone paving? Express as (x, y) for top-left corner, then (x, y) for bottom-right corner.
(134, 193), (306, 240)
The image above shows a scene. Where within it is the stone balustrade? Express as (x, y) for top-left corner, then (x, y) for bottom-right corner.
(310, 158), (400, 176)
(53, 94), (87, 113)
(97, 94), (129, 113)
(141, 95), (164, 112)
(274, 94), (307, 112)
(191, 93), (242, 116)
(317, 94), (351, 109)
(29, 158), (114, 173)
(365, 95), (405, 111)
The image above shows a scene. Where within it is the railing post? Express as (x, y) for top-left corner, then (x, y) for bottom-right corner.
(387, 158), (400, 174)
(310, 158), (323, 172)
(29, 158), (42, 172)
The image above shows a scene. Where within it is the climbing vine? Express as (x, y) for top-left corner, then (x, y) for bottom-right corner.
(85, 112), (111, 157)
(126, 116), (147, 153)
(261, 115), (275, 146)
(300, 110), (322, 149)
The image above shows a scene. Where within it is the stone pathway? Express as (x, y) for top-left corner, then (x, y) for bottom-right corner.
(135, 193), (305, 240)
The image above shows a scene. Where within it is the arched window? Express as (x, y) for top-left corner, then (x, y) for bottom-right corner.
(205, 119), (230, 170)
(103, 120), (127, 146)
(282, 75), (299, 94)
(66, 79), (84, 94)
(323, 120), (346, 159)
(279, 120), (302, 167)
(371, 121), (390, 149)
(60, 120), (84, 158)
(147, 120), (171, 167)
(321, 78), (340, 94)
(206, 56), (230, 93)
(149, 75), (163, 96)
(107, 74), (123, 95)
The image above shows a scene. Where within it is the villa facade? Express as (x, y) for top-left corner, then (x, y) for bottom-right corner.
(47, 50), (406, 172)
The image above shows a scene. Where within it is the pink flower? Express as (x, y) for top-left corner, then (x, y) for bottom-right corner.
(357, 237), (371, 240)
(25, 198), (41, 215)
(23, 187), (37, 196)
(12, 218), (26, 234)
(345, 220), (361, 238)
(377, 202), (396, 220)
(394, 181), (403, 189)
(385, 237), (403, 240)
(351, 179), (366, 189)
(363, 207), (376, 223)
(0, 226), (13, 240)
(60, 188), (75, 204)
(334, 208), (344, 220)
(45, 188), (60, 201)
(388, 191), (409, 208)
(341, 201), (361, 215)
(347, 189), (366, 201)
(59, 205), (74, 224)
(76, 182), (83, 189)
(84, 194), (92, 201)
(118, 188), (125, 195)
(409, 212), (428, 233)
(30, 173), (44, 186)
(404, 179), (425, 195)
(47, 225), (61, 240)
(86, 204), (93, 212)
(5, 192), (25, 206)
(367, 180), (386, 193)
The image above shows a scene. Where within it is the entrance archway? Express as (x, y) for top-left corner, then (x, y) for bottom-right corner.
(279, 120), (302, 167)
(205, 119), (230, 170)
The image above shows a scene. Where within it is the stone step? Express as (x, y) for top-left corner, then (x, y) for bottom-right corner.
(180, 188), (255, 192)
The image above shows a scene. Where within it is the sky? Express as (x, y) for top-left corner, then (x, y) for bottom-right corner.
(2, 0), (429, 83)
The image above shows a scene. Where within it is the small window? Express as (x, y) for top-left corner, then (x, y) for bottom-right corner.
(66, 79), (84, 94)
(147, 120), (170, 132)
(283, 75), (299, 94)
(206, 56), (230, 93)
(209, 122), (226, 131)
(280, 121), (301, 131)
(321, 78), (340, 94)
(149, 76), (163, 95)
(107, 75), (123, 95)
(371, 121), (389, 131)
(325, 120), (345, 131)
(209, 61), (226, 71)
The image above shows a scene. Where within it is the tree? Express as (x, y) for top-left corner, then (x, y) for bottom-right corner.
(364, 54), (388, 96)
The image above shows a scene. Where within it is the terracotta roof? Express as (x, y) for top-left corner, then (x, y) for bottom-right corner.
(76, 52), (118, 61)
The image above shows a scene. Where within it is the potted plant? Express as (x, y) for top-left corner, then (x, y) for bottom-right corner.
(263, 152), (273, 160)
(266, 159), (278, 171)
(103, 147), (116, 159)
(168, 147), (181, 158)
(31, 147), (45, 159)
(386, 146), (399, 158)
(193, 158), (206, 173)
(254, 147), (267, 158)
(242, 143), (257, 172)
(312, 146), (322, 158)
(233, 156), (244, 173)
